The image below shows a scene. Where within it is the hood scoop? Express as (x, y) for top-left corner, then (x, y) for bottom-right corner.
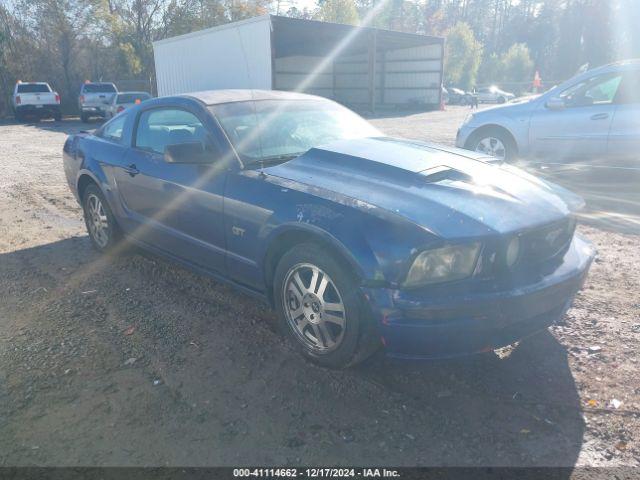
(419, 165), (474, 184)
(419, 164), (522, 203)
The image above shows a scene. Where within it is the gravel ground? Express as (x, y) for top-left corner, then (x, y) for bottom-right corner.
(0, 108), (639, 469)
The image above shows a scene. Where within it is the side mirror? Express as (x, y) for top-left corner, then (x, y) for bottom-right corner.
(545, 97), (565, 110)
(164, 141), (214, 164)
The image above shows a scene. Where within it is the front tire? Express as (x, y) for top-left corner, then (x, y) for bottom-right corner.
(80, 112), (89, 123)
(466, 127), (517, 162)
(273, 243), (379, 368)
(82, 184), (121, 252)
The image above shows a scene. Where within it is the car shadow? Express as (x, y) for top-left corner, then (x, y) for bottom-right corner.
(355, 330), (585, 466)
(0, 236), (585, 469)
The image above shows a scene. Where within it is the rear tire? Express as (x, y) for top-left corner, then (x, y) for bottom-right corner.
(273, 243), (379, 368)
(498, 96), (506, 104)
(80, 112), (89, 123)
(54, 111), (62, 122)
(82, 184), (122, 253)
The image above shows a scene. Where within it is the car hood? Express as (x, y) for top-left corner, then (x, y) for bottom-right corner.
(473, 96), (540, 116)
(264, 137), (584, 239)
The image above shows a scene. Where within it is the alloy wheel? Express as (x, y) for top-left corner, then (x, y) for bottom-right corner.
(283, 263), (346, 353)
(86, 193), (110, 248)
(475, 137), (507, 160)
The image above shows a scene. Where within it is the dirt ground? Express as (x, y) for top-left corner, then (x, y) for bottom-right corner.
(0, 107), (639, 469)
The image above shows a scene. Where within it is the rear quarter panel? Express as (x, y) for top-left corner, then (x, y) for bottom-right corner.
(63, 115), (133, 210)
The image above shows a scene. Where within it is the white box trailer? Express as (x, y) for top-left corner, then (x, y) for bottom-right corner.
(153, 15), (445, 111)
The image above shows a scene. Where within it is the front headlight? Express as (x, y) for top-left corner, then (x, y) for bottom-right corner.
(404, 243), (481, 288)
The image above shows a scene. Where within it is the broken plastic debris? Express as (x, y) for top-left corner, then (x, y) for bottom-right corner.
(609, 399), (622, 409)
(587, 399), (597, 407)
(123, 326), (135, 336)
(153, 379), (161, 386)
(124, 358), (137, 366)
(588, 346), (602, 353)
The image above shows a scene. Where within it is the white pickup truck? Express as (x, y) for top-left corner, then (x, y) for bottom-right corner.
(12, 82), (61, 121)
(78, 82), (118, 122)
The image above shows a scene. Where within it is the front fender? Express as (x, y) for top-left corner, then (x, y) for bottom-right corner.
(257, 197), (435, 289)
(467, 104), (535, 153)
(225, 170), (437, 293)
(261, 221), (372, 282)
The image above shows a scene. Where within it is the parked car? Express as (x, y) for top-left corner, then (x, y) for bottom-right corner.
(447, 87), (474, 105)
(476, 86), (515, 104)
(78, 82), (118, 122)
(63, 90), (594, 368)
(12, 81), (61, 121)
(457, 60), (640, 161)
(106, 91), (152, 118)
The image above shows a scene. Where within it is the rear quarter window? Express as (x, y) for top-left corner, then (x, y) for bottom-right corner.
(98, 115), (127, 144)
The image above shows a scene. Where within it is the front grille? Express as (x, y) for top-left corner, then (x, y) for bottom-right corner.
(519, 218), (575, 265)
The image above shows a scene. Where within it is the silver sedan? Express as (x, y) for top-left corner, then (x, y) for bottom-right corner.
(456, 60), (640, 163)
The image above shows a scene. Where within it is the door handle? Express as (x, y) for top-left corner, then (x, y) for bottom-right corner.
(590, 113), (609, 120)
(123, 164), (139, 177)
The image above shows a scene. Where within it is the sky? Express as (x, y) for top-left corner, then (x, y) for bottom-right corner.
(274, 0), (318, 14)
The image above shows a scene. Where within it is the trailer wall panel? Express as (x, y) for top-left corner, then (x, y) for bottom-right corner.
(154, 16), (272, 96)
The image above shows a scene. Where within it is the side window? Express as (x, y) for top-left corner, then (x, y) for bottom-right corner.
(101, 115), (126, 143)
(560, 73), (623, 107)
(615, 72), (640, 104)
(135, 108), (207, 155)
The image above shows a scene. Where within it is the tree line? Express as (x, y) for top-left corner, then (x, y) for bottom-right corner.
(1, 0), (638, 116)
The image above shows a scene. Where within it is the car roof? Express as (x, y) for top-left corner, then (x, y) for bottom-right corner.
(580, 59), (640, 77)
(181, 89), (325, 106)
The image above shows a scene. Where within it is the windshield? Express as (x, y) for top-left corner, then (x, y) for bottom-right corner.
(210, 99), (380, 164)
(17, 84), (50, 93)
(83, 84), (117, 93)
(116, 93), (150, 103)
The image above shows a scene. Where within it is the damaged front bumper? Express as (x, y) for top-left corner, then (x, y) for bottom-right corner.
(363, 235), (595, 359)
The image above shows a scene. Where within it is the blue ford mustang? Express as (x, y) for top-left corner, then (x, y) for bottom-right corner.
(63, 90), (595, 368)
